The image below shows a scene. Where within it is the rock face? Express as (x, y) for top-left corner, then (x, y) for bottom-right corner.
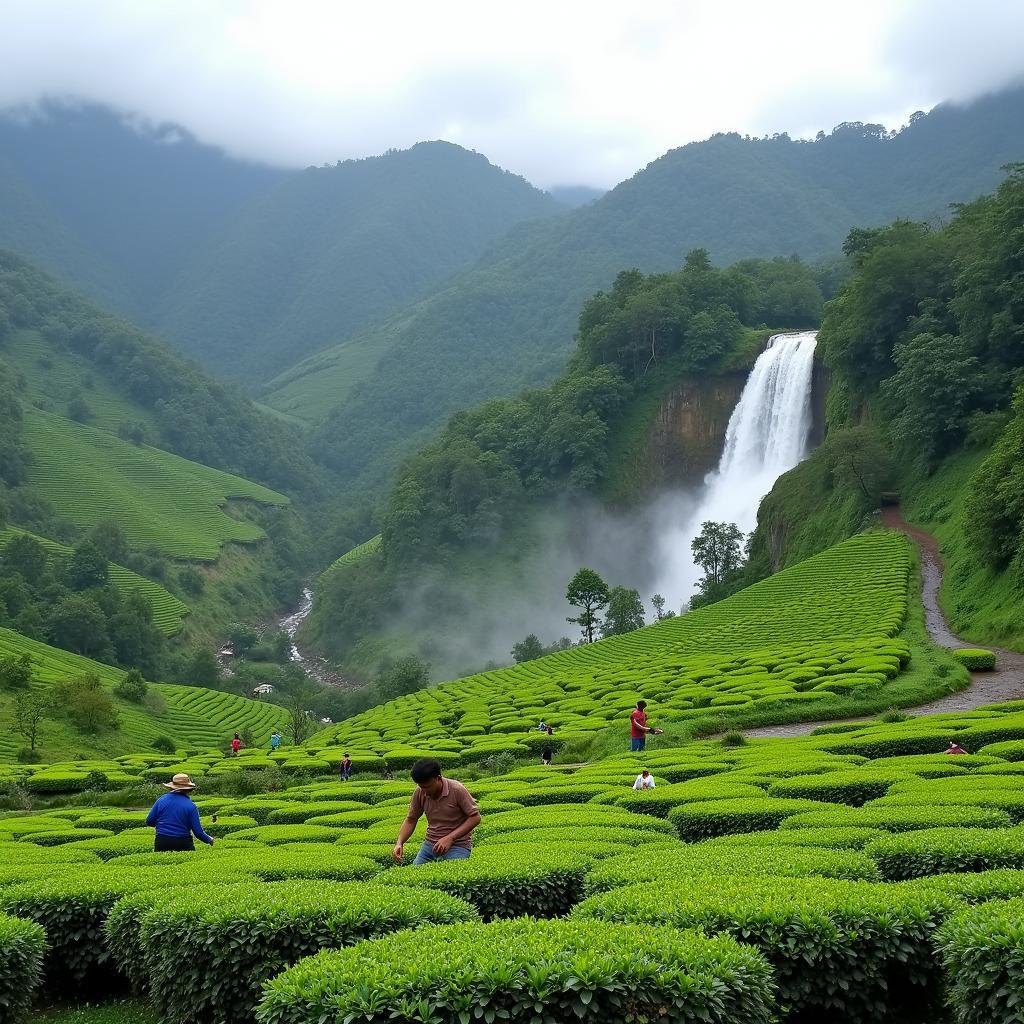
(638, 358), (829, 492)
(640, 373), (748, 490)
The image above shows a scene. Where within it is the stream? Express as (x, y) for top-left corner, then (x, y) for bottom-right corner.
(277, 586), (354, 689)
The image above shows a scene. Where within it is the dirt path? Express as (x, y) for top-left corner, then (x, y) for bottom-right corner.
(742, 509), (1024, 740)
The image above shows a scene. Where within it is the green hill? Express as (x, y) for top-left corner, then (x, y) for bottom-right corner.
(0, 527), (189, 635)
(299, 87), (1024, 494)
(22, 410), (287, 561)
(0, 627), (288, 763)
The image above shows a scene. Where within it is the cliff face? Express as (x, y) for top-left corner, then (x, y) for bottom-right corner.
(640, 372), (748, 489)
(637, 357), (830, 493)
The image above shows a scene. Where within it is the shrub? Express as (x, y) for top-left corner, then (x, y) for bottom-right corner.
(668, 798), (834, 840)
(227, 824), (345, 845)
(123, 881), (477, 1024)
(267, 801), (374, 824)
(704, 826), (887, 850)
(55, 674), (119, 733)
(478, 826), (680, 852)
(0, 912), (46, 1024)
(939, 897), (1024, 1024)
(906, 868), (1024, 903)
(574, 876), (956, 1023)
(256, 919), (777, 1024)
(953, 648), (997, 671)
(19, 827), (114, 846)
(613, 781), (766, 818)
(379, 846), (595, 918)
(866, 827), (1024, 880)
(767, 770), (912, 806)
(15, 748), (41, 764)
(151, 736), (176, 754)
(581, 844), (879, 895)
(475, 806), (676, 839)
(113, 670), (148, 703)
(978, 740), (1024, 761)
(869, 791), (1024, 823)
(779, 804), (1013, 833)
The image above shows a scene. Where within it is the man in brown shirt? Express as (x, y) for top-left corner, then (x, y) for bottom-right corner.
(393, 758), (481, 865)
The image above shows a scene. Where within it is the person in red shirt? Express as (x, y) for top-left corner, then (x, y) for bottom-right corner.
(629, 700), (663, 752)
(230, 733), (241, 756)
(946, 741), (968, 755)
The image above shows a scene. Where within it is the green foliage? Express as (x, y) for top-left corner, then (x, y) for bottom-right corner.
(112, 669), (147, 703)
(601, 586), (645, 637)
(118, 881), (477, 1024)
(669, 797), (833, 840)
(866, 826), (1024, 880)
(0, 653), (32, 690)
(939, 897), (1024, 1024)
(0, 911), (46, 1024)
(54, 673), (119, 734)
(574, 876), (956, 1022)
(565, 567), (610, 643)
(256, 919), (776, 1024)
(952, 648), (997, 671)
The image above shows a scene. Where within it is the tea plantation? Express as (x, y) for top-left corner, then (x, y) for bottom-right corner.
(0, 527), (189, 636)
(8, 529), (1024, 1023)
(23, 410), (288, 560)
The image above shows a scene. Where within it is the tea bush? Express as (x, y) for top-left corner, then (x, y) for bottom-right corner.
(0, 912), (46, 1024)
(124, 881), (477, 1024)
(574, 876), (956, 1022)
(668, 797), (834, 840)
(939, 897), (1024, 1024)
(952, 648), (997, 671)
(255, 919), (777, 1024)
(379, 845), (594, 917)
(866, 827), (1024, 879)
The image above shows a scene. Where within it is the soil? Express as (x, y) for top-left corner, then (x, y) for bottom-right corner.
(741, 508), (1024, 740)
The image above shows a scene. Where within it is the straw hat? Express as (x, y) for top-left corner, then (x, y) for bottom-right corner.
(163, 773), (196, 791)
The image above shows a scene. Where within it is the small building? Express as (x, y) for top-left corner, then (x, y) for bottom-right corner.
(219, 645), (235, 658)
(252, 683), (274, 697)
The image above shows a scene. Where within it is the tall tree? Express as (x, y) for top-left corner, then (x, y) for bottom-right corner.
(602, 587), (646, 637)
(566, 567), (610, 644)
(14, 691), (48, 751)
(691, 521), (746, 598)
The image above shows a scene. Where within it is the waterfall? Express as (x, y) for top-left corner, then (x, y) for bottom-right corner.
(656, 331), (818, 606)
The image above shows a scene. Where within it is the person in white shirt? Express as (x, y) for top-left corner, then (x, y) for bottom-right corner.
(632, 769), (656, 790)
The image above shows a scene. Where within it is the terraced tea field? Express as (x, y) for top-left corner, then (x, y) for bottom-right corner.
(312, 531), (921, 763)
(0, 628), (287, 763)
(6, 701), (1024, 1022)
(0, 527), (189, 635)
(321, 534), (381, 582)
(23, 410), (288, 560)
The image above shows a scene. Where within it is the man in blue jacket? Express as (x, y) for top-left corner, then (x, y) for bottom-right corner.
(146, 773), (215, 852)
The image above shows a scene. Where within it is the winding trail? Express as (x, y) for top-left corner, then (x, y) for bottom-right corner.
(741, 508), (1024, 740)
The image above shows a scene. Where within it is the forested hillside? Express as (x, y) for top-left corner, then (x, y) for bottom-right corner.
(0, 105), (563, 379)
(748, 164), (1024, 649)
(305, 254), (824, 675)
(301, 87), (1024, 498)
(157, 141), (560, 379)
(0, 103), (284, 319)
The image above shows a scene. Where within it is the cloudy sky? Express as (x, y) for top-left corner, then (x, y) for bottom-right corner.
(1, 0), (1022, 188)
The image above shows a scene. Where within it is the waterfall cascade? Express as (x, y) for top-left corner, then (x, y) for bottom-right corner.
(656, 331), (818, 606)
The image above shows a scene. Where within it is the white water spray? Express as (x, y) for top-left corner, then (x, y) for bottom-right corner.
(656, 331), (818, 607)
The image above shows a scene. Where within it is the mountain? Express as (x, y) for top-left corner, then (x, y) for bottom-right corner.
(549, 185), (605, 208)
(155, 141), (562, 378)
(0, 103), (284, 320)
(299, 87), (1024, 492)
(0, 104), (564, 380)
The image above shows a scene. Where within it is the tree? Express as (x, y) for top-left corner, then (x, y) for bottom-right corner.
(691, 521), (745, 598)
(374, 656), (430, 702)
(3, 534), (48, 585)
(55, 672), (119, 733)
(47, 595), (110, 659)
(511, 634), (545, 663)
(827, 426), (894, 503)
(113, 668), (148, 703)
(651, 594), (672, 621)
(66, 541), (109, 591)
(227, 623), (258, 656)
(0, 652), (32, 690)
(188, 648), (222, 687)
(14, 690), (48, 750)
(602, 587), (646, 637)
(566, 567), (610, 644)
(285, 694), (318, 744)
(86, 521), (129, 564)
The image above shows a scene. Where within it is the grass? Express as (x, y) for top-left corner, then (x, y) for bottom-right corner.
(0, 527), (189, 636)
(22, 410), (288, 560)
(32, 1000), (158, 1024)
(0, 628), (288, 763)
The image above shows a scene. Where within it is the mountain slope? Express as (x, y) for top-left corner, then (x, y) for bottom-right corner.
(154, 141), (561, 378)
(0, 103), (284, 319)
(299, 88), (1024, 492)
